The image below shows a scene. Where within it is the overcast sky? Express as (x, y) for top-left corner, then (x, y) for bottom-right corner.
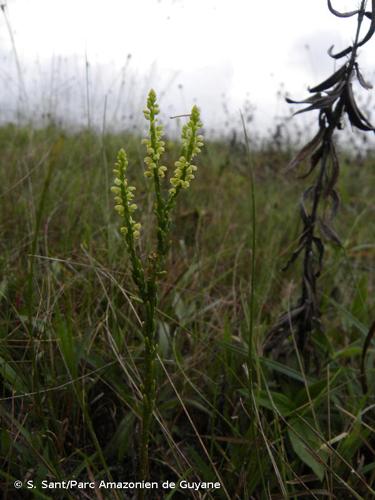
(0, 0), (374, 136)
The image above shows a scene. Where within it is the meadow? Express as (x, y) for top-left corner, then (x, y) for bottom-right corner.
(0, 114), (374, 498)
(1, 0), (375, 497)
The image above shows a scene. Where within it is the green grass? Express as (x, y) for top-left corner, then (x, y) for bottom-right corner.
(0, 123), (374, 498)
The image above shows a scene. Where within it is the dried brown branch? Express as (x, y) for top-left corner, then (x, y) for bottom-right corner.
(266, 1), (375, 368)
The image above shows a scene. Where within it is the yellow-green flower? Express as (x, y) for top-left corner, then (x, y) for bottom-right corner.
(142, 89), (167, 180)
(169, 105), (203, 196)
(111, 149), (141, 239)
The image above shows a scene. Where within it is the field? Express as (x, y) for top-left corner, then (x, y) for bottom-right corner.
(0, 120), (374, 499)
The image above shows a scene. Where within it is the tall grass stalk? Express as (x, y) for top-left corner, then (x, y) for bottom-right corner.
(1, 3), (28, 114)
(240, 113), (257, 390)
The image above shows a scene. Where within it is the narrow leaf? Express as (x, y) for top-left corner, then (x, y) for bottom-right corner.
(328, 189), (340, 219)
(356, 0), (375, 49)
(298, 144), (323, 179)
(282, 240), (306, 271)
(309, 64), (347, 93)
(345, 83), (375, 131)
(286, 94), (323, 105)
(354, 63), (373, 90)
(360, 319), (375, 394)
(288, 419), (328, 481)
(328, 44), (353, 60)
(287, 129), (324, 171)
(312, 236), (325, 276)
(299, 186), (315, 224)
(293, 93), (340, 116)
(327, 0), (359, 18)
(324, 142), (340, 196)
(318, 218), (342, 246)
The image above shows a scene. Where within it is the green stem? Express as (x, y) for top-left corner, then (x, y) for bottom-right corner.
(139, 299), (157, 484)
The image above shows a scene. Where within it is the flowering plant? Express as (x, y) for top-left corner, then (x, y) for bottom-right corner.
(111, 89), (203, 480)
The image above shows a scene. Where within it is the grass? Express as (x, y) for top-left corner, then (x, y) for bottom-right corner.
(0, 122), (374, 498)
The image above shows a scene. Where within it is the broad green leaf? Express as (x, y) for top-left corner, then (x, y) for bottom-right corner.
(336, 421), (370, 464)
(333, 346), (362, 359)
(288, 419), (328, 481)
(254, 390), (296, 416)
(260, 357), (314, 383)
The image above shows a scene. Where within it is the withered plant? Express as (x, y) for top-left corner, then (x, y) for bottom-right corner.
(267, 0), (375, 372)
